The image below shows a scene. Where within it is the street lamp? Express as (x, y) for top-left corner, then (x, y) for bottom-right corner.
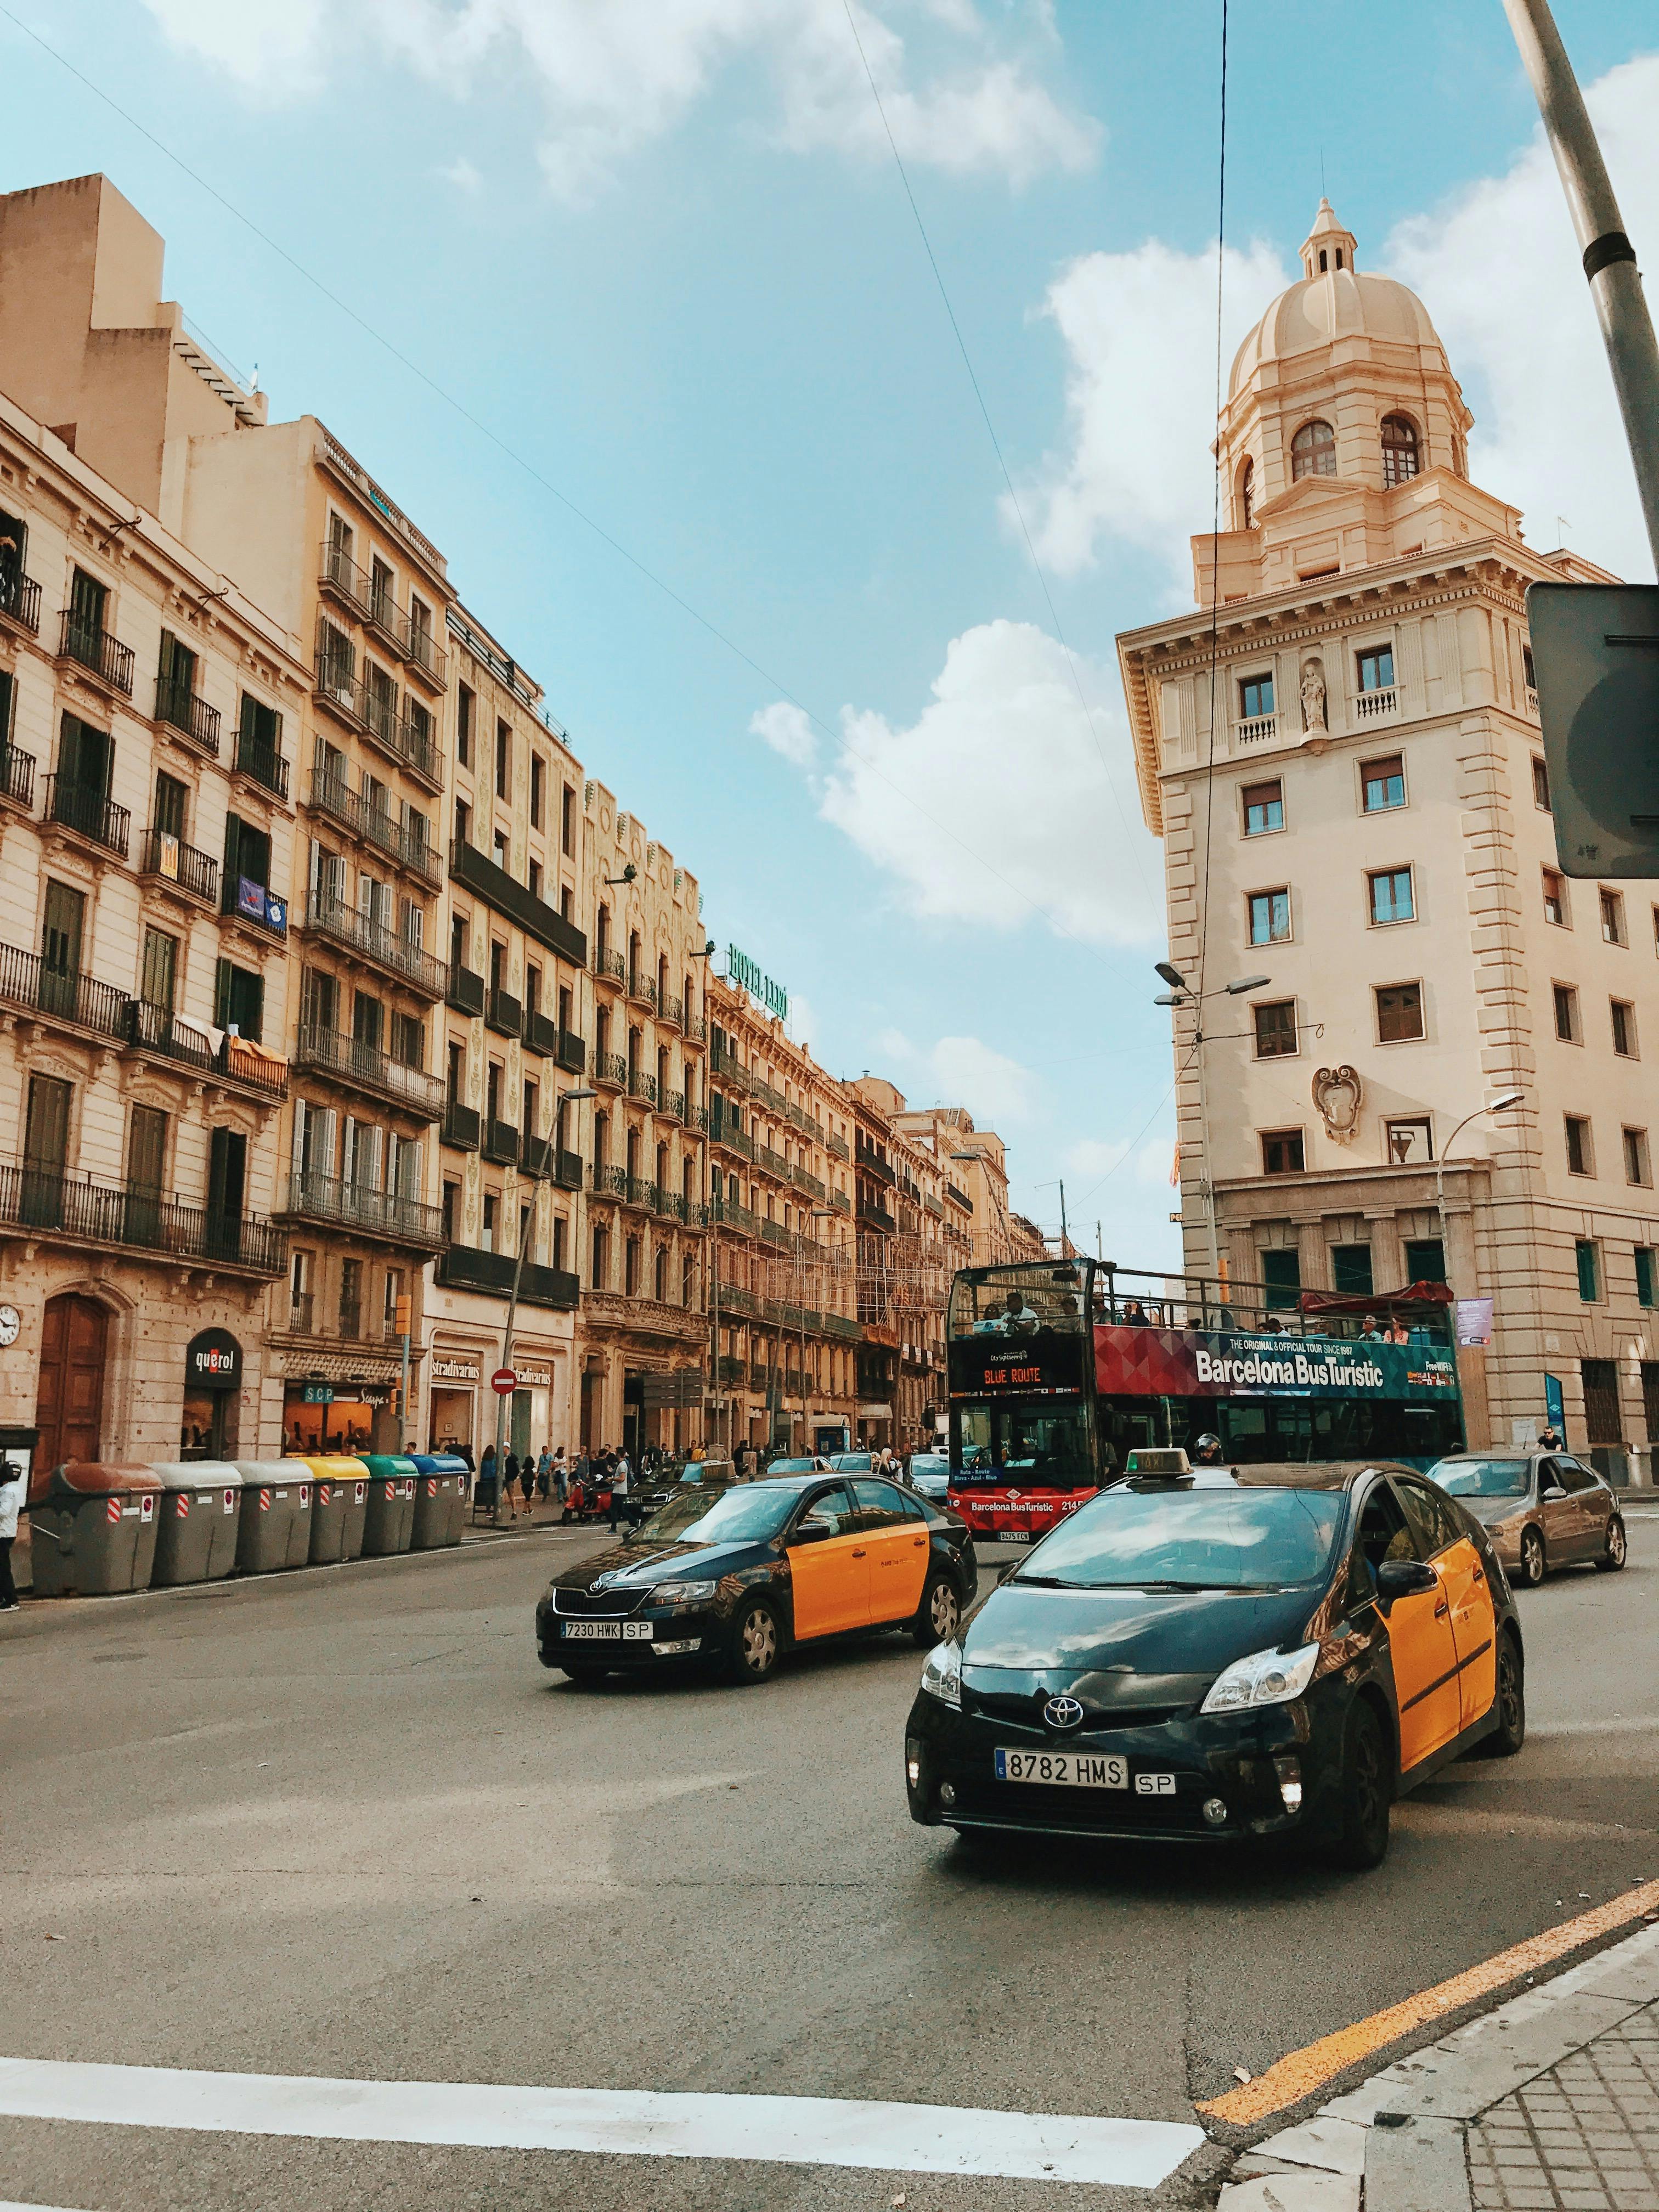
(1434, 1090), (1523, 1295)
(492, 1084), (596, 1523)
(1152, 967), (1272, 1288)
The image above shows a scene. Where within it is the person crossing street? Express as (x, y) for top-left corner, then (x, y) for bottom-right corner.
(608, 1447), (632, 1534)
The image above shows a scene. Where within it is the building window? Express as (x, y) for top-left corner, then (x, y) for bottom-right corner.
(495, 719), (510, 800)
(1554, 984), (1580, 1043)
(1259, 1248), (1302, 1307)
(1532, 756), (1551, 810)
(1357, 644), (1396, 694)
(1331, 1243), (1374, 1295)
(1253, 1000), (1297, 1058)
(1239, 673), (1274, 721)
(1361, 753), (1406, 812)
(1368, 867), (1414, 925)
(1576, 1238), (1600, 1302)
(1565, 1115), (1593, 1177)
(591, 1222), (608, 1290)
(1637, 1246), (1656, 1310)
(1523, 642), (1537, 691)
(1543, 868), (1567, 926)
(1600, 887), (1626, 945)
(456, 684), (473, 767)
(1375, 982), (1424, 1042)
(1403, 1237), (1446, 1284)
(1385, 1116), (1434, 1164)
(1612, 999), (1637, 1057)
(1242, 778), (1283, 836)
(1261, 1128), (1305, 1175)
(1380, 414), (1419, 488)
(1249, 889), (1291, 944)
(1624, 1126), (1650, 1187)
(529, 753), (545, 830)
(1238, 455), (1255, 529)
(1290, 419), (1336, 481)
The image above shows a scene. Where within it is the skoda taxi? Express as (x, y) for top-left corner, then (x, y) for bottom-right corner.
(538, 1472), (976, 1686)
(906, 1455), (1522, 1868)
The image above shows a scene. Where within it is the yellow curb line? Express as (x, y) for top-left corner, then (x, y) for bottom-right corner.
(1198, 1878), (1659, 2128)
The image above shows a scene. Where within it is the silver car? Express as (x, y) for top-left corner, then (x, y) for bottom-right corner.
(1430, 1450), (1627, 1585)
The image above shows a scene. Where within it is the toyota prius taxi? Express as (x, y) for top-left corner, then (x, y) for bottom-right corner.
(904, 1454), (1523, 1868)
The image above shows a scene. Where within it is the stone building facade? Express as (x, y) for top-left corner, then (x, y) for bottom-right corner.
(1117, 200), (1654, 1463)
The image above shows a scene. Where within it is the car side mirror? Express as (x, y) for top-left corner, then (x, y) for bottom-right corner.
(791, 1520), (830, 1544)
(1375, 1558), (1438, 1604)
(1542, 1482), (1566, 1500)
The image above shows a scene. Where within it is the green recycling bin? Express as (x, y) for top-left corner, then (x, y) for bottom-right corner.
(357, 1454), (417, 1555)
(149, 1462), (245, 1586)
(233, 1460), (315, 1573)
(410, 1454), (467, 1549)
(301, 1455), (369, 1564)
(26, 1463), (163, 1596)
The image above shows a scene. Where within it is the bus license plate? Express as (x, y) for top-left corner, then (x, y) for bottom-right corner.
(994, 1748), (1126, 1788)
(998, 1528), (1031, 1543)
(562, 1620), (653, 1640)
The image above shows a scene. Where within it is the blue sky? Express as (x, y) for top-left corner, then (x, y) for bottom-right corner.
(5, 0), (1657, 1262)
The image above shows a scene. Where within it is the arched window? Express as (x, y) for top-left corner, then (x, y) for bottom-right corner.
(1239, 456), (1255, 530)
(1381, 414), (1420, 488)
(1291, 419), (1337, 482)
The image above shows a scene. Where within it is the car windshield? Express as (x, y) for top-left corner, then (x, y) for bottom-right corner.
(635, 1485), (798, 1548)
(1012, 1486), (1346, 1591)
(1432, 1457), (1531, 1498)
(828, 1453), (871, 1471)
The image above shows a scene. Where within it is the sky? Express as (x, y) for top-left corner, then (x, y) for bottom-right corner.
(4, 0), (1657, 1263)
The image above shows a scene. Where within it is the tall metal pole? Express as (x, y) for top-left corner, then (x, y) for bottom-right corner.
(1503, 0), (1659, 567)
(1057, 1177), (1068, 1258)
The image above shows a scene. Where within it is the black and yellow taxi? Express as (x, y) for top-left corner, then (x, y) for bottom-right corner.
(905, 1455), (1523, 1868)
(537, 1472), (977, 1686)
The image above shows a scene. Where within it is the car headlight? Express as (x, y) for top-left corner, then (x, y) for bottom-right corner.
(1200, 1641), (1319, 1715)
(920, 1639), (962, 1709)
(651, 1578), (719, 1604)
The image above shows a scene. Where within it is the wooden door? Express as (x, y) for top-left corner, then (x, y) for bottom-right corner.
(36, 1294), (107, 1469)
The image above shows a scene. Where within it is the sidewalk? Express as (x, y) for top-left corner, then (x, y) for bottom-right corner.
(1217, 1917), (1659, 2210)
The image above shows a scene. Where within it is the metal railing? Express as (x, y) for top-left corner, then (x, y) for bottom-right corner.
(282, 1168), (445, 1248)
(309, 771), (441, 884)
(305, 894), (445, 997)
(233, 730), (289, 800)
(483, 1118), (520, 1165)
(591, 1161), (629, 1199)
(0, 940), (128, 1040)
(757, 1143), (790, 1180)
(443, 1100), (480, 1150)
(664, 1089), (686, 1122)
(709, 1195), (757, 1235)
(222, 875), (287, 941)
(137, 827), (218, 904)
(127, 998), (287, 1099)
(523, 1008), (560, 1058)
(713, 1123), (755, 1161)
(487, 988), (522, 1039)
(446, 962), (485, 1017)
(289, 1293), (315, 1334)
(684, 1013), (706, 1045)
(592, 946), (627, 985)
(61, 611), (134, 695)
(557, 1029), (586, 1074)
(826, 1132), (850, 1162)
(0, 567), (41, 634)
(661, 992), (683, 1029)
(628, 970), (658, 1011)
(628, 1069), (658, 1106)
(0, 743), (37, 811)
(295, 1023), (443, 1118)
(313, 653), (440, 787)
(46, 776), (130, 857)
(760, 1219), (793, 1249)
(593, 1050), (627, 1088)
(155, 674), (221, 752)
(0, 1157), (284, 1273)
(792, 1164), (827, 1201)
(408, 620), (447, 689)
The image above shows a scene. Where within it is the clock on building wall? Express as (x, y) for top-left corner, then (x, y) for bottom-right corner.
(0, 1305), (20, 1348)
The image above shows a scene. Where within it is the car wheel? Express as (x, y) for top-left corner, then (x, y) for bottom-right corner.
(1595, 1517), (1628, 1573)
(1519, 1526), (1547, 1587)
(913, 1572), (961, 1649)
(1326, 1702), (1391, 1871)
(727, 1598), (781, 1686)
(1489, 1630), (1525, 1754)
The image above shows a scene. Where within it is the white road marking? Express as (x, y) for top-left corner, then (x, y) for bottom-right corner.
(0, 2058), (1203, 2190)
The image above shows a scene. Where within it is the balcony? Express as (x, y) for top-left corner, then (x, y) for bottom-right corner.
(857, 1199), (896, 1233)
(593, 1050), (627, 1091)
(592, 946), (626, 988)
(0, 1158), (284, 1276)
(44, 776), (129, 860)
(831, 1190), (851, 1216)
(523, 1007), (560, 1058)
(319, 539), (375, 622)
(826, 1132), (850, 1163)
(309, 771), (443, 888)
(151, 673), (221, 757)
(713, 1124), (755, 1162)
(657, 1189), (689, 1223)
(436, 1243), (579, 1311)
(627, 969), (658, 1012)
(557, 1029), (586, 1075)
(661, 993), (683, 1030)
(304, 894), (445, 1000)
(408, 620), (448, 693)
(1355, 685), (1398, 723)
(946, 1181), (972, 1212)
(288, 1293), (315, 1335)
(0, 742), (35, 814)
(486, 987), (522, 1040)
(757, 1143), (789, 1181)
(449, 840), (586, 966)
(1234, 712), (1278, 748)
(684, 1013), (706, 1046)
(60, 611), (134, 697)
(443, 1099), (480, 1150)
(482, 1117), (520, 1165)
(760, 1219), (792, 1250)
(709, 1195), (757, 1235)
(688, 1103), (708, 1135)
(591, 1161), (629, 1201)
(127, 999), (288, 1102)
(792, 1164), (827, 1202)
(232, 729), (290, 802)
(137, 827), (218, 908)
(628, 1068), (658, 1107)
(294, 1023), (443, 1120)
(222, 874), (289, 943)
(0, 940), (127, 1040)
(446, 961), (485, 1017)
(314, 654), (441, 791)
(281, 1168), (446, 1251)
(664, 1089), (686, 1122)
(520, 1141), (582, 1190)
(0, 566), (42, 636)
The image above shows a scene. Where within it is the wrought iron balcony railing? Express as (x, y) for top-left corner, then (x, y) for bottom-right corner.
(45, 776), (129, 858)
(0, 1157), (284, 1273)
(61, 611), (134, 695)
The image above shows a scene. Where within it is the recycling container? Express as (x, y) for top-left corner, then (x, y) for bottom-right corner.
(357, 1454), (417, 1556)
(26, 1462), (163, 1596)
(302, 1455), (369, 1564)
(232, 1460), (315, 1572)
(149, 1462), (245, 1586)
(410, 1454), (467, 1549)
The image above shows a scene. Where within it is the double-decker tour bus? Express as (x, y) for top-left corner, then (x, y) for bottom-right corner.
(945, 1258), (1465, 1545)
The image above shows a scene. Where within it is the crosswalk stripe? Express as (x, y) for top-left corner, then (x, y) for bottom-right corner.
(0, 2058), (1203, 2190)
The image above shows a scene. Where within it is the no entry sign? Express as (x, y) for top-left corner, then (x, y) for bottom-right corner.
(491, 1368), (517, 1396)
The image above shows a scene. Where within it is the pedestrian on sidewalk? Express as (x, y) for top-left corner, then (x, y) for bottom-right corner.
(608, 1448), (632, 1534)
(0, 1453), (24, 1610)
(479, 1442), (498, 1515)
(536, 1446), (552, 1502)
(520, 1452), (536, 1513)
(502, 1449), (520, 1520)
(552, 1446), (567, 1503)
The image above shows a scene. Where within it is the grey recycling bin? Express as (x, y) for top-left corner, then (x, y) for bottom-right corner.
(26, 1462), (163, 1596)
(410, 1454), (467, 1549)
(233, 1460), (315, 1573)
(149, 1462), (245, 1586)
(357, 1454), (417, 1556)
(302, 1456), (368, 1564)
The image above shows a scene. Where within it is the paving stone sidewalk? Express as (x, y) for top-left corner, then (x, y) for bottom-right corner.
(1466, 1999), (1659, 2210)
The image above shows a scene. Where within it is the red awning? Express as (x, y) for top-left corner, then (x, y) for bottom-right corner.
(1296, 1282), (1454, 1314)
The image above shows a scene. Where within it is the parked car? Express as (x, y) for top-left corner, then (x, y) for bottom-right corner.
(1428, 1450), (1626, 1584)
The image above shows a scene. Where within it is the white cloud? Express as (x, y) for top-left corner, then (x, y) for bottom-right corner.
(1383, 51), (1659, 583)
(794, 617), (1159, 946)
(880, 1030), (1037, 1125)
(442, 156), (483, 193)
(1012, 236), (1289, 590)
(140, 0), (1099, 201)
(1064, 1136), (1130, 1180)
(749, 699), (817, 770)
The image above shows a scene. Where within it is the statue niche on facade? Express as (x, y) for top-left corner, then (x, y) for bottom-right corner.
(1300, 656), (1328, 733)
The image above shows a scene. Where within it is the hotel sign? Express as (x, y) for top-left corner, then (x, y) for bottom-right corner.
(727, 945), (787, 1021)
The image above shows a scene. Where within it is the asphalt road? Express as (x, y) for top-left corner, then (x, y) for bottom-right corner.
(2, 1511), (1656, 2212)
